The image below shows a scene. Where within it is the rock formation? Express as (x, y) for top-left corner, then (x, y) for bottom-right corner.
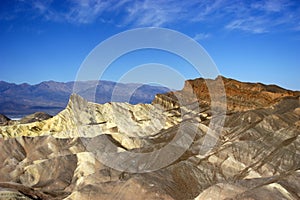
(19, 112), (53, 124)
(153, 76), (300, 112)
(0, 76), (299, 200)
(0, 114), (10, 126)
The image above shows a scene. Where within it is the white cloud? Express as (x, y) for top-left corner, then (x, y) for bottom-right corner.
(124, 0), (195, 27)
(225, 0), (300, 34)
(193, 33), (211, 41)
(3, 0), (300, 34)
(251, 0), (292, 12)
(116, 0), (300, 34)
(191, 0), (226, 22)
(14, 0), (120, 24)
(225, 17), (269, 34)
(64, 0), (109, 24)
(32, 1), (51, 13)
(125, 0), (167, 26)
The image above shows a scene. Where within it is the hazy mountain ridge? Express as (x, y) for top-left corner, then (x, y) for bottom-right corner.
(0, 80), (170, 116)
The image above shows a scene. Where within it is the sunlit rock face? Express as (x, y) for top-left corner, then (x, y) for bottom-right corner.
(156, 76), (300, 112)
(0, 77), (299, 200)
(0, 94), (183, 149)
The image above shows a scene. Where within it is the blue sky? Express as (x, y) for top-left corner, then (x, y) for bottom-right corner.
(0, 0), (299, 90)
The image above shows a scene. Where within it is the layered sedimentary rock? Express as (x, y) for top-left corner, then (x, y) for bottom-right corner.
(0, 77), (299, 200)
(0, 94), (185, 149)
(153, 76), (300, 112)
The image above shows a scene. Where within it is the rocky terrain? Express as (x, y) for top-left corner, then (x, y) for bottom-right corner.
(0, 114), (10, 126)
(0, 76), (299, 200)
(0, 80), (170, 116)
(153, 76), (300, 112)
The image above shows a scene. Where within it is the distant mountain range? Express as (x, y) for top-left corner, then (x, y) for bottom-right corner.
(0, 80), (170, 117)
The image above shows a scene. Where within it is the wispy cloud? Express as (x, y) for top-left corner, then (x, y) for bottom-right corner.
(193, 33), (211, 41)
(225, 17), (269, 34)
(124, 0), (200, 27)
(224, 0), (300, 34)
(64, 0), (109, 24)
(33, 0), (113, 24)
(251, 0), (292, 12)
(7, 0), (122, 24)
(2, 0), (300, 34)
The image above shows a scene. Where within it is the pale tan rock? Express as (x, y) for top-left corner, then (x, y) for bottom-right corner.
(0, 94), (180, 149)
(0, 190), (32, 200)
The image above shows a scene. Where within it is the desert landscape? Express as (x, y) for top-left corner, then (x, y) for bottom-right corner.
(1, 1), (299, 199)
(0, 76), (299, 199)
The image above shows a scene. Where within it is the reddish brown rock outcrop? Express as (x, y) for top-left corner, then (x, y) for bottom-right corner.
(153, 76), (300, 112)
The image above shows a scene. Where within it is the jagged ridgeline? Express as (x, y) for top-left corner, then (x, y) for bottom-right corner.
(0, 76), (299, 200)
